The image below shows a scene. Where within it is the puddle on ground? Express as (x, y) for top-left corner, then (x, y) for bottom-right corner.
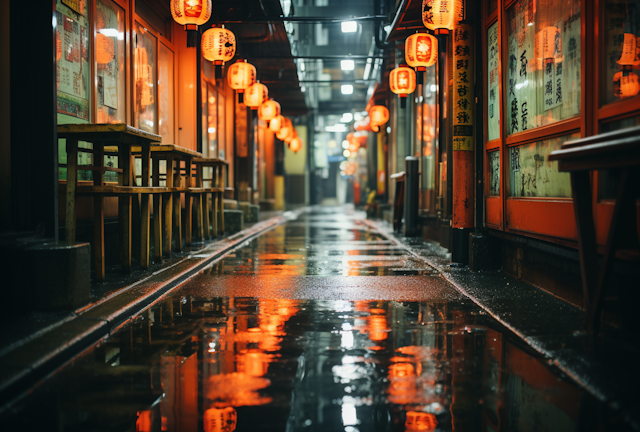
(0, 209), (623, 431)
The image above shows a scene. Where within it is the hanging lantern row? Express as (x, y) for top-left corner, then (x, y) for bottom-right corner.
(289, 136), (302, 153)
(369, 105), (389, 132)
(228, 60), (256, 94)
(171, 0), (212, 47)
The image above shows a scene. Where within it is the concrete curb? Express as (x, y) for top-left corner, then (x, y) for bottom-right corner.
(0, 209), (303, 411)
(361, 218), (640, 430)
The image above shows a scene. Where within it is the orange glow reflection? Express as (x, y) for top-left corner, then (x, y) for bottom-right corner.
(405, 411), (438, 431)
(136, 410), (152, 432)
(204, 407), (237, 432)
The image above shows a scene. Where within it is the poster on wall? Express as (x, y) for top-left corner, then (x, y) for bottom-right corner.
(56, 0), (90, 122)
(487, 23), (500, 141)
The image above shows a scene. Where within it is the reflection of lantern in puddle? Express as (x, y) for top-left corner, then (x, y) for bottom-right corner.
(389, 362), (415, 378)
(204, 407), (238, 432)
(136, 411), (152, 432)
(240, 349), (270, 377)
(405, 411), (438, 431)
(368, 312), (389, 341)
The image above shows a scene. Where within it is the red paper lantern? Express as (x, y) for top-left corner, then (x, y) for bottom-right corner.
(276, 118), (293, 141)
(258, 99), (281, 121)
(390, 66), (416, 98)
(289, 136), (302, 153)
(405, 33), (437, 70)
(269, 115), (285, 132)
(245, 82), (268, 110)
(227, 60), (256, 93)
(171, 0), (211, 28)
(422, 0), (461, 33)
(202, 27), (235, 65)
(369, 105), (389, 132)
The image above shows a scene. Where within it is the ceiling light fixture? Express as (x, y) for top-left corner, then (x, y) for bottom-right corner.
(341, 60), (355, 71)
(341, 113), (353, 123)
(341, 84), (354, 95)
(341, 21), (357, 33)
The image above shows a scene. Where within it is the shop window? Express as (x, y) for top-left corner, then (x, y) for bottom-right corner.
(506, 0), (581, 135)
(598, 114), (640, 199)
(507, 132), (578, 197)
(487, 22), (500, 141)
(134, 22), (157, 133)
(602, 0), (640, 104)
(96, 0), (126, 124)
(488, 151), (500, 196)
(135, 0), (172, 42)
(422, 67), (438, 194)
(158, 43), (174, 143)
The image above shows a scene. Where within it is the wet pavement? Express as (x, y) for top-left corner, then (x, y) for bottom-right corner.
(1, 207), (633, 431)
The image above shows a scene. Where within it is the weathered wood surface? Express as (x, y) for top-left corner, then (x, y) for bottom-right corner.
(57, 123), (161, 144)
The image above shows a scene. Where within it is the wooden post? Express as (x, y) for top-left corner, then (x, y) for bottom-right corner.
(152, 156), (162, 263)
(174, 158), (183, 251)
(93, 143), (105, 280)
(119, 145), (132, 272)
(140, 143), (151, 269)
(65, 139), (78, 243)
(195, 161), (204, 241)
(202, 164), (211, 239)
(218, 165), (225, 235)
(164, 156), (174, 257)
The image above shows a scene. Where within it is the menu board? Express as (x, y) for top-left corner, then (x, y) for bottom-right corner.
(56, 0), (90, 122)
(487, 23), (500, 141)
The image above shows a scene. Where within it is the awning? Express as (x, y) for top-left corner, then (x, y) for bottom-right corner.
(386, 0), (425, 42)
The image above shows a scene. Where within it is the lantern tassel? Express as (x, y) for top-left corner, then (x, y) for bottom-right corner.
(417, 72), (424, 86)
(215, 65), (222, 80)
(238, 93), (244, 104)
(400, 97), (407, 109)
(187, 30), (197, 48)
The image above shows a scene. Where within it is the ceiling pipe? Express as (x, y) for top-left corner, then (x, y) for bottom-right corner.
(216, 15), (387, 23)
(236, 0), (275, 42)
(374, 0), (393, 50)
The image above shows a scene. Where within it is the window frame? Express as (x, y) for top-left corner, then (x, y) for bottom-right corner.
(199, 57), (228, 159)
(131, 5), (176, 138)
(482, 0), (589, 242)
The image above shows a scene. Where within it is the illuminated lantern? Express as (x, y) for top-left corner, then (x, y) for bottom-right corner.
(227, 60), (256, 94)
(405, 33), (438, 70)
(369, 105), (389, 132)
(390, 66), (416, 98)
(171, 0), (212, 46)
(284, 128), (297, 144)
(289, 136), (302, 153)
(354, 117), (373, 132)
(202, 27), (236, 65)
(614, 71), (640, 98)
(258, 99), (281, 122)
(617, 34), (640, 66)
(245, 82), (268, 110)
(204, 407), (237, 432)
(269, 114), (285, 132)
(422, 0), (457, 33)
(405, 412), (438, 431)
(276, 118), (293, 141)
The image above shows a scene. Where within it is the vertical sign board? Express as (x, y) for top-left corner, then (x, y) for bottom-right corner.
(452, 21), (475, 228)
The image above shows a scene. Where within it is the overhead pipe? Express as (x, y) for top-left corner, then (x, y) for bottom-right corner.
(237, 0), (275, 42)
(374, 0), (393, 50)
(217, 15), (387, 24)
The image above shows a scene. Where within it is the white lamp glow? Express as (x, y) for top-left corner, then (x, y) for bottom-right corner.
(341, 21), (357, 33)
(341, 60), (355, 71)
(341, 85), (353, 95)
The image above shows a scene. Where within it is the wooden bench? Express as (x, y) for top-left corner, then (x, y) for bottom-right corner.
(57, 123), (162, 281)
(548, 125), (640, 332)
(192, 158), (229, 239)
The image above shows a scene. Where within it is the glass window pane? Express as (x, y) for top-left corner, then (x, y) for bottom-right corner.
(487, 22), (500, 141)
(207, 84), (218, 157)
(134, 22), (157, 133)
(96, 0), (125, 124)
(488, 150), (500, 196)
(56, 0), (91, 124)
(218, 94), (226, 159)
(201, 78), (208, 154)
(508, 132), (579, 197)
(159, 43), (174, 143)
(506, 0), (581, 135)
(602, 0), (640, 104)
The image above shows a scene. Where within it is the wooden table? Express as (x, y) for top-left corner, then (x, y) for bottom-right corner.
(192, 158), (229, 239)
(126, 144), (203, 261)
(548, 125), (640, 332)
(57, 123), (162, 280)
